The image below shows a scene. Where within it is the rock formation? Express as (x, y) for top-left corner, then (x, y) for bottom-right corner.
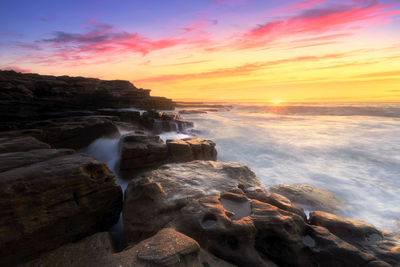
(24, 229), (235, 267)
(123, 161), (400, 267)
(0, 136), (123, 266)
(269, 184), (344, 213)
(166, 138), (217, 163)
(0, 70), (174, 131)
(118, 133), (217, 175)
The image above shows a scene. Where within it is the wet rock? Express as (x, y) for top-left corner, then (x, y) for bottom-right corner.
(0, 153), (123, 266)
(135, 228), (200, 266)
(22, 232), (114, 267)
(309, 211), (400, 266)
(123, 161), (396, 267)
(97, 109), (141, 124)
(269, 184), (344, 213)
(0, 71), (174, 128)
(119, 133), (168, 175)
(140, 110), (194, 134)
(179, 109), (207, 114)
(0, 148), (74, 172)
(166, 138), (217, 163)
(31, 116), (120, 149)
(0, 136), (50, 153)
(123, 161), (265, 242)
(24, 229), (226, 267)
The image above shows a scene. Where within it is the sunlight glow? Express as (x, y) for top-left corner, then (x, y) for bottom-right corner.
(271, 99), (283, 105)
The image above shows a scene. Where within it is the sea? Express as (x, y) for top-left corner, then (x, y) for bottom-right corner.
(83, 102), (400, 232)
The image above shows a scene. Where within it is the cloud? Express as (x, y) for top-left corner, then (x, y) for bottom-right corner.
(353, 70), (400, 78)
(235, 0), (400, 49)
(16, 22), (212, 66)
(274, 0), (329, 14)
(135, 53), (345, 83)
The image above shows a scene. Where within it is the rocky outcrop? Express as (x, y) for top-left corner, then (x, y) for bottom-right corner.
(0, 136), (50, 153)
(119, 133), (217, 175)
(179, 109), (208, 114)
(309, 211), (400, 266)
(0, 70), (174, 131)
(119, 132), (168, 175)
(123, 161), (267, 242)
(141, 110), (194, 134)
(167, 138), (217, 163)
(269, 184), (344, 213)
(123, 161), (399, 267)
(0, 148), (74, 172)
(24, 228), (235, 267)
(0, 116), (120, 150)
(0, 137), (123, 266)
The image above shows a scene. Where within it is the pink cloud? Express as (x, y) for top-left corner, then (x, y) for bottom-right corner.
(236, 1), (400, 49)
(18, 22), (212, 66)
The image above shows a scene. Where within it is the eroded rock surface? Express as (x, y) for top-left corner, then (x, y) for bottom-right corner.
(24, 228), (234, 267)
(167, 138), (217, 163)
(141, 110), (194, 134)
(269, 184), (344, 213)
(0, 136), (50, 153)
(123, 161), (399, 267)
(0, 147), (123, 266)
(119, 132), (168, 175)
(310, 211), (400, 266)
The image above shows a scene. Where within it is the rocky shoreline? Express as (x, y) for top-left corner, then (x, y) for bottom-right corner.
(0, 71), (399, 266)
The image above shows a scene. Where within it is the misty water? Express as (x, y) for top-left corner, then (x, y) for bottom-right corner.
(84, 102), (400, 231)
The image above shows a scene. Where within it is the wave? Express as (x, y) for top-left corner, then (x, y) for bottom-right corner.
(236, 104), (400, 118)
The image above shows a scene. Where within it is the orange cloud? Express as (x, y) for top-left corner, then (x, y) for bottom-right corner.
(135, 53), (346, 83)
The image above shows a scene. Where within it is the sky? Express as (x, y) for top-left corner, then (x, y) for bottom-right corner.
(1, 0), (399, 102)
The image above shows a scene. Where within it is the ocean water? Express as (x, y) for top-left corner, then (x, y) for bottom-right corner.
(179, 103), (400, 231)
(83, 102), (400, 231)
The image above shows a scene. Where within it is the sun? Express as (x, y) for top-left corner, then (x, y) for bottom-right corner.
(271, 99), (283, 105)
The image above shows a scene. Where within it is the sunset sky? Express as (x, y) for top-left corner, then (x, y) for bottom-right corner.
(1, 0), (399, 102)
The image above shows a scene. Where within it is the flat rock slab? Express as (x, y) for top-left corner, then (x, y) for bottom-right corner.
(166, 138), (217, 163)
(119, 133), (168, 174)
(0, 136), (50, 153)
(0, 148), (74, 172)
(0, 153), (123, 266)
(269, 184), (344, 213)
(24, 228), (234, 267)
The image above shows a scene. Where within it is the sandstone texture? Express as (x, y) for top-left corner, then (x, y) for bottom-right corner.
(123, 161), (400, 267)
(24, 229), (235, 267)
(119, 133), (168, 174)
(167, 138), (217, 163)
(119, 133), (217, 175)
(0, 137), (123, 266)
(0, 70), (174, 131)
(269, 183), (344, 213)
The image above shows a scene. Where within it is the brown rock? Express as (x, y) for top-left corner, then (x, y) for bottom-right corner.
(0, 148), (74, 172)
(310, 211), (400, 266)
(123, 161), (396, 267)
(166, 138), (217, 163)
(0, 153), (123, 266)
(0, 136), (50, 153)
(119, 133), (168, 175)
(37, 116), (120, 149)
(269, 184), (344, 213)
(24, 229), (232, 267)
(123, 161), (265, 243)
(178, 110), (207, 114)
(135, 228), (200, 266)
